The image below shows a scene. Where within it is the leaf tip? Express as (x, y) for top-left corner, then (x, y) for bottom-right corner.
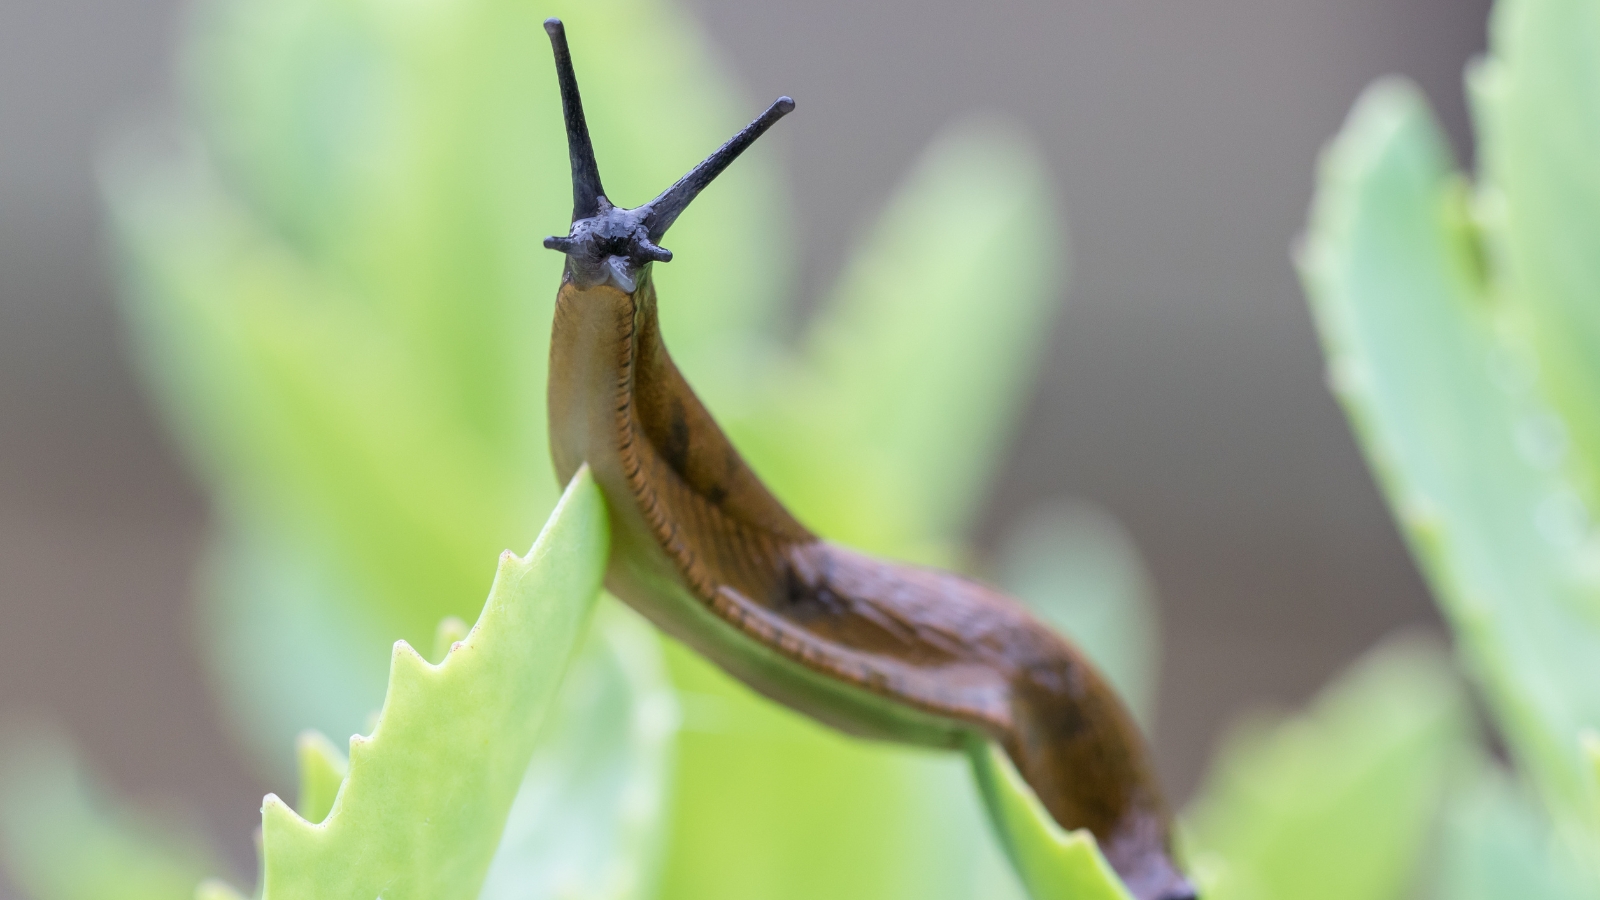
(260, 792), (311, 833)
(294, 730), (348, 824)
(392, 638), (434, 674)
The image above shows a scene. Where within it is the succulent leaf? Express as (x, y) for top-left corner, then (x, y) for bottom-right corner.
(968, 742), (1132, 900)
(253, 468), (607, 898)
(1300, 75), (1600, 825)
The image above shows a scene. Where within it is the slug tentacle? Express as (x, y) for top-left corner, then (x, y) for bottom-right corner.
(541, 20), (791, 292)
(544, 18), (606, 220)
(640, 96), (796, 242)
(540, 20), (1195, 900)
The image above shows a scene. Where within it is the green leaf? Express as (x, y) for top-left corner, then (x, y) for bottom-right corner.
(479, 600), (678, 900)
(250, 467), (608, 898)
(1426, 762), (1595, 900)
(1471, 0), (1600, 509)
(198, 530), (679, 899)
(0, 729), (223, 900)
(1182, 637), (1470, 900)
(997, 501), (1160, 727)
(967, 742), (1132, 900)
(1299, 77), (1600, 822)
(294, 731), (348, 825)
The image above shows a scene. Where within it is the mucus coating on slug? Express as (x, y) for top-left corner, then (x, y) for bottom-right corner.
(538, 18), (1196, 900)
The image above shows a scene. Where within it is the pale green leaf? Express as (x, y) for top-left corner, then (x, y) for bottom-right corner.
(968, 742), (1132, 900)
(1300, 77), (1600, 821)
(1426, 762), (1594, 900)
(0, 730), (223, 900)
(199, 531), (680, 898)
(1182, 637), (1469, 900)
(478, 600), (678, 900)
(1471, 0), (1600, 508)
(294, 731), (348, 825)
(252, 467), (607, 898)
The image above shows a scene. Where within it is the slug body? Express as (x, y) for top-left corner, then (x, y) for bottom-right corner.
(539, 21), (1194, 900)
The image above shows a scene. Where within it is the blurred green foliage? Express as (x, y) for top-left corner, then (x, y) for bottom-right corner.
(7, 0), (1600, 896)
(1184, 639), (1470, 900)
(1428, 765), (1593, 900)
(0, 731), (224, 900)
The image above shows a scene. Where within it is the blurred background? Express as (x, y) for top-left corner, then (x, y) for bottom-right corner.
(0, 0), (1491, 891)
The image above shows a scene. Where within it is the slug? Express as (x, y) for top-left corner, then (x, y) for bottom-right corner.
(540, 20), (1195, 900)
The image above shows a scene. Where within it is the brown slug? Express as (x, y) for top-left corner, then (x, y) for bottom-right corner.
(539, 19), (1195, 900)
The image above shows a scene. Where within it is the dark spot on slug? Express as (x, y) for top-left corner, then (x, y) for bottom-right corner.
(661, 400), (691, 474)
(782, 563), (850, 622)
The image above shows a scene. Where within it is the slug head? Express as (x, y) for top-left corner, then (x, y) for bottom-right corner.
(542, 19), (794, 292)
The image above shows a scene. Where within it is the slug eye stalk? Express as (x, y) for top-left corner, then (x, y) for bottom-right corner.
(541, 18), (794, 292)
